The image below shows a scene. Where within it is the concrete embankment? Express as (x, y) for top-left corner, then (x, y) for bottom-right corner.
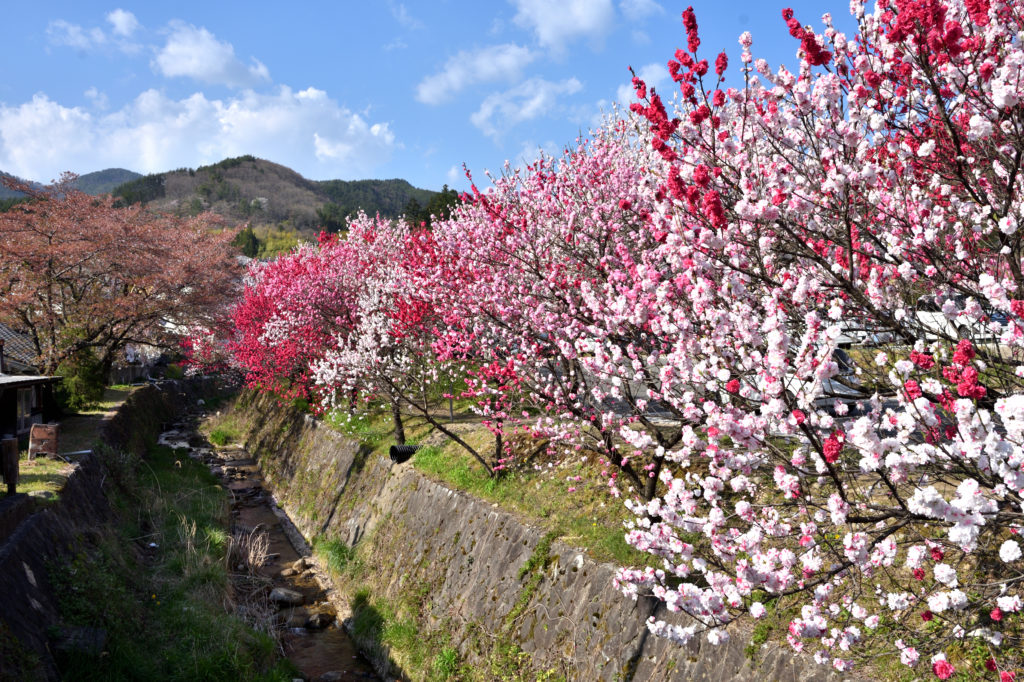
(233, 391), (852, 682)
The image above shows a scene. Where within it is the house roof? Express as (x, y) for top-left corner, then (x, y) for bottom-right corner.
(0, 324), (39, 373)
(0, 375), (59, 389)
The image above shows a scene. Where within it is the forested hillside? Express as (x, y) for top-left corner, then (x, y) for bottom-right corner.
(112, 156), (439, 233)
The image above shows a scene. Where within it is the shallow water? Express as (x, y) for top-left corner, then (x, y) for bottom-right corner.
(169, 429), (380, 681)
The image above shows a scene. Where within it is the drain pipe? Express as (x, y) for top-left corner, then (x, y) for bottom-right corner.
(388, 444), (420, 464)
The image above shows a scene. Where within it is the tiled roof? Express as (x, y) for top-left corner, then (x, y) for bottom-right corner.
(0, 375), (58, 388)
(0, 324), (39, 372)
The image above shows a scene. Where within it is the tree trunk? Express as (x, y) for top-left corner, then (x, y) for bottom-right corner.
(391, 400), (406, 445)
(493, 430), (503, 473)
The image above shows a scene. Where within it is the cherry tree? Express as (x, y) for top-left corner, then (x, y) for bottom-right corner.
(308, 213), (511, 469)
(424, 127), (702, 495)
(224, 0), (1024, 672)
(0, 174), (241, 376)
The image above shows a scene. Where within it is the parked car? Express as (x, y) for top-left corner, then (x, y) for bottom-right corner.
(783, 348), (863, 414)
(914, 295), (1007, 341)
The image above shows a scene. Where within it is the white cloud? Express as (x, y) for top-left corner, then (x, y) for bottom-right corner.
(510, 0), (615, 51)
(471, 77), (583, 139)
(416, 43), (536, 105)
(0, 88), (397, 181)
(514, 139), (560, 167)
(84, 87), (109, 110)
(153, 22), (270, 88)
(106, 9), (139, 37)
(47, 20), (106, 50)
(389, 2), (424, 30)
(47, 14), (141, 54)
(631, 29), (651, 45)
(446, 165), (460, 184)
(616, 62), (668, 105)
(619, 0), (663, 21)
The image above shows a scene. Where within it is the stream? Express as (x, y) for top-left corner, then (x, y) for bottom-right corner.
(158, 416), (380, 682)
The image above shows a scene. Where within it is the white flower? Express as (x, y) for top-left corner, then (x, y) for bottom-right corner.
(968, 114), (994, 140)
(706, 628), (729, 645)
(918, 140), (936, 157)
(934, 563), (958, 586)
(928, 592), (951, 613)
(750, 602), (766, 618)
(1000, 540), (1022, 563)
(1000, 215), (1018, 235)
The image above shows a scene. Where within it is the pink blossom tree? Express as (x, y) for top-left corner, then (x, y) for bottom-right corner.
(604, 0), (1024, 674)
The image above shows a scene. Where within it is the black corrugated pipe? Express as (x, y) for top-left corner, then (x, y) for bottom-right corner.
(389, 444), (420, 464)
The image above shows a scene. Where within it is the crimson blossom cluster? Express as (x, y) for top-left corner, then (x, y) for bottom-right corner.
(222, 0), (1024, 676)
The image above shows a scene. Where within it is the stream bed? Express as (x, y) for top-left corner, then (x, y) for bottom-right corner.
(158, 418), (380, 682)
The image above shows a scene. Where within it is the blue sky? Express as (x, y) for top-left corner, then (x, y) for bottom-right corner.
(0, 1), (856, 191)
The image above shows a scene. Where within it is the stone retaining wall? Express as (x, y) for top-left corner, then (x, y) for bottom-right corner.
(237, 391), (853, 682)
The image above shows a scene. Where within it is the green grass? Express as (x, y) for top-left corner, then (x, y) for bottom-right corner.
(324, 409), (393, 447)
(57, 385), (139, 455)
(201, 410), (248, 447)
(15, 454), (72, 498)
(412, 443), (648, 566)
(208, 426), (238, 446)
(51, 442), (297, 681)
(313, 536), (358, 575)
(348, 587), (469, 682)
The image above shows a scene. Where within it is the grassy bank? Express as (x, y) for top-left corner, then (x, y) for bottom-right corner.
(53, 440), (295, 681)
(324, 407), (648, 567)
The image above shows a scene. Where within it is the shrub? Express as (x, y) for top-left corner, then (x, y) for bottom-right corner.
(56, 348), (106, 411)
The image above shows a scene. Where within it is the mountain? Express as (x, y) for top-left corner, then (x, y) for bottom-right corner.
(1, 168), (141, 199)
(111, 155), (439, 233)
(71, 168), (142, 195)
(0, 172), (35, 199)
(317, 178), (435, 221)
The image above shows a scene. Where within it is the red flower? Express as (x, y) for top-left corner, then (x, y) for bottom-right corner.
(992, 607), (1004, 621)
(714, 51), (728, 76)
(952, 338), (975, 365)
(930, 547), (944, 561)
(1001, 671), (1016, 682)
(913, 568), (925, 580)
(822, 431), (844, 463)
(921, 610), (933, 621)
(725, 379), (740, 394)
(905, 379), (923, 400)
(986, 658), (998, 671)
(910, 351), (935, 369)
(932, 660), (955, 679)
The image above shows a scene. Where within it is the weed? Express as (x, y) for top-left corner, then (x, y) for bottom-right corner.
(432, 646), (460, 680)
(313, 537), (357, 575)
(50, 438), (291, 681)
(209, 426), (238, 446)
